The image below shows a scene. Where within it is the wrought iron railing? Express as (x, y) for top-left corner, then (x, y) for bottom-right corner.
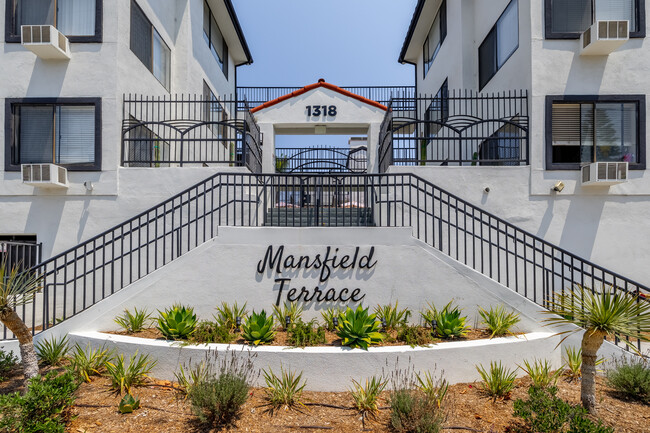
(379, 90), (529, 171)
(122, 95), (262, 173)
(275, 146), (367, 173)
(4, 173), (647, 350)
(1, 241), (42, 273)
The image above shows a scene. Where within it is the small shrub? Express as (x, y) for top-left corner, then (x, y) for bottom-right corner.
(105, 352), (157, 395)
(415, 370), (449, 407)
(214, 302), (248, 331)
(175, 360), (210, 395)
(337, 305), (385, 350)
(0, 370), (80, 433)
(263, 366), (306, 409)
(510, 386), (614, 433)
(321, 307), (344, 331)
(188, 320), (235, 344)
(272, 302), (303, 331)
(518, 359), (562, 389)
(241, 310), (275, 345)
(390, 389), (445, 433)
(68, 343), (112, 383)
(476, 361), (517, 401)
(35, 335), (69, 366)
(118, 393), (141, 414)
(606, 356), (650, 403)
(0, 347), (18, 381)
(422, 301), (469, 339)
(114, 307), (152, 333)
(478, 305), (520, 337)
(563, 346), (582, 381)
(157, 305), (198, 340)
(397, 325), (435, 347)
(374, 301), (411, 331)
(287, 319), (326, 347)
(350, 375), (387, 416)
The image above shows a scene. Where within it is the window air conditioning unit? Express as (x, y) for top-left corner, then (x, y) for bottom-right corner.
(581, 162), (628, 186)
(21, 164), (69, 189)
(580, 20), (629, 56)
(20, 25), (70, 60)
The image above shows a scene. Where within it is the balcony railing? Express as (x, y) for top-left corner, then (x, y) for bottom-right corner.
(122, 95), (263, 173)
(275, 146), (367, 173)
(379, 90), (529, 172)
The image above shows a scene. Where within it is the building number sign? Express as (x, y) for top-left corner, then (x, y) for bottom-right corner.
(306, 105), (337, 117)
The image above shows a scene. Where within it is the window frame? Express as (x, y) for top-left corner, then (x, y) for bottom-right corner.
(4, 97), (102, 172)
(478, 0), (519, 91)
(544, 0), (646, 39)
(203, 0), (229, 79)
(422, 0), (447, 79)
(545, 94), (646, 170)
(130, 0), (171, 91)
(5, 0), (103, 43)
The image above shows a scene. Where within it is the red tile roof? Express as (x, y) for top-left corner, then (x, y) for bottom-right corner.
(250, 79), (388, 113)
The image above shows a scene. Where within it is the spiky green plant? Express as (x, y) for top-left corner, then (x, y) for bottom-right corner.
(320, 307), (344, 331)
(214, 302), (248, 331)
(175, 360), (210, 395)
(114, 307), (152, 333)
(272, 302), (303, 331)
(422, 301), (469, 339)
(544, 285), (650, 413)
(336, 305), (385, 350)
(156, 305), (198, 340)
(563, 346), (583, 381)
(263, 366), (307, 409)
(241, 310), (275, 345)
(476, 361), (518, 401)
(478, 305), (520, 338)
(374, 302), (412, 331)
(415, 370), (449, 407)
(68, 343), (112, 383)
(35, 335), (69, 366)
(104, 352), (157, 395)
(118, 393), (141, 413)
(518, 359), (563, 388)
(350, 376), (387, 417)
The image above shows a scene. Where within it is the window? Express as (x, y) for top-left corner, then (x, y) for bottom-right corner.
(203, 1), (229, 79)
(546, 95), (646, 170)
(425, 79), (449, 137)
(126, 117), (170, 168)
(202, 81), (229, 141)
(5, 0), (102, 43)
(545, 0), (645, 39)
(423, 1), (446, 78)
(130, 1), (171, 90)
(478, 0), (519, 90)
(0, 235), (40, 272)
(5, 98), (101, 171)
(478, 124), (522, 166)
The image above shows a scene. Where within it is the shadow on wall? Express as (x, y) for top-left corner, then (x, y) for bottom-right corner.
(27, 59), (70, 96)
(558, 196), (605, 260)
(25, 196), (66, 259)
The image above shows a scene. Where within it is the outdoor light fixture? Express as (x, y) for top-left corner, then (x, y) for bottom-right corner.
(332, 316), (339, 328)
(235, 316), (241, 332)
(285, 315), (291, 329)
(84, 181), (93, 191)
(431, 319), (437, 331)
(483, 186), (490, 194)
(381, 318), (387, 331)
(553, 181), (565, 193)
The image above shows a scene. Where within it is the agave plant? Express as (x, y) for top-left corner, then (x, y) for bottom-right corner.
(242, 310), (276, 345)
(156, 305), (198, 340)
(423, 301), (469, 339)
(118, 393), (141, 413)
(336, 305), (384, 350)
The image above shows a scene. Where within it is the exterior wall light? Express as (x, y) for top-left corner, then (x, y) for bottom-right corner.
(285, 315), (291, 329)
(332, 316), (339, 328)
(380, 317), (387, 331)
(483, 186), (490, 194)
(553, 181), (565, 193)
(431, 319), (437, 332)
(235, 316), (241, 332)
(84, 181), (94, 191)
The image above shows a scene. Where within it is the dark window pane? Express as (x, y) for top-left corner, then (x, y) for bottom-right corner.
(552, 0), (592, 33)
(17, 0), (55, 27)
(479, 29), (497, 89)
(19, 106), (54, 164)
(130, 1), (152, 71)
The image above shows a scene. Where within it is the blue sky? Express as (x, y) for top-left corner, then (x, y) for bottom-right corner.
(232, 0), (418, 147)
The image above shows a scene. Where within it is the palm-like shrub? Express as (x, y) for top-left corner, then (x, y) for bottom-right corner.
(156, 305), (198, 340)
(241, 310), (275, 345)
(214, 302), (247, 331)
(321, 307), (344, 331)
(545, 284), (650, 414)
(336, 305), (384, 350)
(374, 302), (411, 331)
(272, 302), (303, 331)
(478, 305), (520, 337)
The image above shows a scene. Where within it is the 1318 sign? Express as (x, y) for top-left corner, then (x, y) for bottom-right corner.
(306, 105), (337, 117)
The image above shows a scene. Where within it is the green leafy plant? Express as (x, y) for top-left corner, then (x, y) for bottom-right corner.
(188, 320), (235, 344)
(0, 347), (18, 381)
(415, 370), (449, 408)
(337, 305), (385, 350)
(104, 352), (157, 395)
(114, 307), (152, 333)
(0, 370), (80, 433)
(214, 302), (248, 331)
(156, 304), (198, 340)
(518, 358), (562, 388)
(241, 310), (276, 345)
(118, 393), (141, 414)
(374, 301), (411, 331)
(350, 375), (387, 421)
(287, 319), (326, 347)
(320, 307), (344, 331)
(263, 366), (307, 409)
(422, 301), (469, 339)
(476, 361), (517, 401)
(563, 346), (583, 381)
(272, 302), (303, 331)
(390, 388), (445, 433)
(478, 305), (520, 337)
(510, 386), (614, 433)
(605, 356), (650, 403)
(397, 325), (435, 347)
(68, 343), (112, 383)
(35, 335), (69, 366)
(175, 360), (210, 395)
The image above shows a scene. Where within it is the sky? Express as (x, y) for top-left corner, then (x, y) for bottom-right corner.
(231, 0), (418, 147)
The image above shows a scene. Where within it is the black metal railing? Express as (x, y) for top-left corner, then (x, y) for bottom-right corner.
(379, 90), (529, 171)
(122, 95), (262, 173)
(1, 241), (42, 273)
(3, 173), (647, 351)
(238, 86), (416, 109)
(275, 146), (367, 173)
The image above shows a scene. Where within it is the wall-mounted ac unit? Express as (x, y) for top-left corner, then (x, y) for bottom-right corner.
(21, 164), (69, 189)
(21, 25), (70, 60)
(581, 20), (629, 56)
(581, 162), (628, 186)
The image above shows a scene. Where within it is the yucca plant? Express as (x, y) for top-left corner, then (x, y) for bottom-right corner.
(563, 346), (583, 381)
(156, 305), (198, 340)
(105, 351), (157, 395)
(476, 361), (518, 401)
(336, 305), (385, 350)
(241, 310), (276, 345)
(263, 366), (307, 409)
(350, 376), (387, 417)
(545, 284), (650, 413)
(374, 302), (412, 331)
(114, 307), (152, 333)
(214, 302), (248, 331)
(415, 370), (449, 407)
(272, 302), (303, 331)
(478, 305), (520, 338)
(422, 301), (469, 339)
(175, 360), (210, 395)
(321, 307), (344, 331)
(35, 335), (69, 366)
(518, 358), (562, 388)
(68, 343), (112, 383)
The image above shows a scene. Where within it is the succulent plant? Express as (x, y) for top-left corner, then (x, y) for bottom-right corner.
(430, 301), (469, 339)
(119, 393), (141, 414)
(156, 304), (198, 340)
(336, 305), (384, 350)
(241, 310), (276, 345)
